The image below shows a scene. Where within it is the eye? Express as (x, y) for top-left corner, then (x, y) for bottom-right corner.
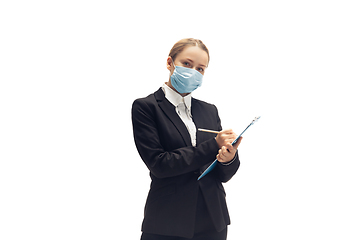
(183, 61), (191, 67)
(197, 67), (204, 72)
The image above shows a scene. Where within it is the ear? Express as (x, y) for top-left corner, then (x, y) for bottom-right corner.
(166, 56), (173, 71)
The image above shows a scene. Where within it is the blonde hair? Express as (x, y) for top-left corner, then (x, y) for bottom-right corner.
(168, 38), (210, 64)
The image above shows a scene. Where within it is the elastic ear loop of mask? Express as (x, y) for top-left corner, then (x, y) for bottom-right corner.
(171, 58), (176, 69)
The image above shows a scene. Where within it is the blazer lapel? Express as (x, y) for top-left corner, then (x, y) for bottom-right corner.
(191, 99), (219, 153)
(192, 99), (211, 146)
(192, 99), (219, 172)
(154, 88), (192, 146)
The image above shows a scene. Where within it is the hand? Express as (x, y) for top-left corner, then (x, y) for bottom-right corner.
(217, 136), (242, 163)
(215, 129), (237, 150)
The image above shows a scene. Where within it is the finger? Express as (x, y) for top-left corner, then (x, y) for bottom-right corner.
(222, 152), (230, 159)
(226, 137), (242, 154)
(225, 142), (234, 152)
(218, 149), (229, 162)
(218, 147), (225, 156)
(220, 129), (233, 135)
(232, 136), (242, 150)
(221, 146), (228, 156)
(223, 146), (232, 158)
(218, 147), (224, 155)
(217, 153), (223, 162)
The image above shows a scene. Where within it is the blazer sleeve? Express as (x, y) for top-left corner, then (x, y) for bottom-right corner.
(216, 153), (240, 183)
(211, 105), (241, 183)
(132, 98), (219, 179)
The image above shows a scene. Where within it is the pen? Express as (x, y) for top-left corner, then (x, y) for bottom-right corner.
(197, 116), (261, 180)
(198, 128), (220, 134)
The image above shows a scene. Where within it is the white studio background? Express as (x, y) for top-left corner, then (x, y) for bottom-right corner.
(1, 0), (359, 239)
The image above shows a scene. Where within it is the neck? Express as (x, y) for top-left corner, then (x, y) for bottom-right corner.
(166, 81), (190, 97)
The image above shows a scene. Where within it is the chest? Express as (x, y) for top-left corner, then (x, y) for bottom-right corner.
(155, 101), (219, 151)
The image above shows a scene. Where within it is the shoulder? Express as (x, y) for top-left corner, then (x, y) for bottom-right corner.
(132, 88), (163, 107)
(192, 97), (218, 112)
(133, 93), (154, 107)
(132, 88), (166, 121)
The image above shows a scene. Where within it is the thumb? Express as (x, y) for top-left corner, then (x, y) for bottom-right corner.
(232, 136), (243, 150)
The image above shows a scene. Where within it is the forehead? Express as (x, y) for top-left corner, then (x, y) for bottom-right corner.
(177, 46), (209, 66)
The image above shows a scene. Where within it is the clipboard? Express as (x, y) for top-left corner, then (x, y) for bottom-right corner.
(197, 116), (261, 180)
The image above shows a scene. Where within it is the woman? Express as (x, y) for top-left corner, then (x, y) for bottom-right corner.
(132, 38), (242, 240)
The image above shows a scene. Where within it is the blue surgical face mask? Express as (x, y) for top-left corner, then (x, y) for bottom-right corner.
(170, 60), (203, 94)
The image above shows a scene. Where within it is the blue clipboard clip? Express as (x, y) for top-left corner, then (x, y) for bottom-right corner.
(197, 116), (261, 180)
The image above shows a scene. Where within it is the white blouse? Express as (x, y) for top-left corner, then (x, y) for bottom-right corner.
(162, 83), (197, 147)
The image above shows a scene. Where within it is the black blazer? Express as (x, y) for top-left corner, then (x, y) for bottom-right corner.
(132, 88), (240, 238)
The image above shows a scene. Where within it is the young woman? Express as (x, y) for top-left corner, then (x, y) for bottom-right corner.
(132, 38), (242, 240)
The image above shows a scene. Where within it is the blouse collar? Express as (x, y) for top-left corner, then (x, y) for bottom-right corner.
(161, 83), (192, 110)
